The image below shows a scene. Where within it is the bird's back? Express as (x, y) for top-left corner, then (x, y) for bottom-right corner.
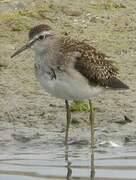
(59, 36), (129, 89)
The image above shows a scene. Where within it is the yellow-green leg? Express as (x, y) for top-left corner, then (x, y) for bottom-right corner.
(65, 100), (71, 146)
(89, 100), (95, 179)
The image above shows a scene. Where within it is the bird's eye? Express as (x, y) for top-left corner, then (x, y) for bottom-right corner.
(39, 35), (45, 40)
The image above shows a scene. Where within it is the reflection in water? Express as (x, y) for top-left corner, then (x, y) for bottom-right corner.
(65, 144), (72, 180)
(65, 143), (95, 180)
(0, 150), (135, 179)
(67, 161), (72, 180)
(90, 152), (95, 180)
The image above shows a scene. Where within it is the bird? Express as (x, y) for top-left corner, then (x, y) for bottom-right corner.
(11, 24), (129, 174)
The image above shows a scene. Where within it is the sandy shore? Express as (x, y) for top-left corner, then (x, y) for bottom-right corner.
(0, 0), (136, 152)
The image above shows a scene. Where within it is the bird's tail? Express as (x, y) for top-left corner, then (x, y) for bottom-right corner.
(106, 77), (129, 90)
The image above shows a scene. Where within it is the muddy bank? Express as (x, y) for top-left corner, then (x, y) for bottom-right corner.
(0, 0), (136, 153)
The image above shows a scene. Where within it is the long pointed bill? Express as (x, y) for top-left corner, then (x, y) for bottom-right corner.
(11, 38), (38, 58)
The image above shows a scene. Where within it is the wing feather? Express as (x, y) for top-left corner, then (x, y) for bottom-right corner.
(59, 37), (126, 89)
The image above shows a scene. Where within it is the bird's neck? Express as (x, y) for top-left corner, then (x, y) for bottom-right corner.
(35, 37), (61, 68)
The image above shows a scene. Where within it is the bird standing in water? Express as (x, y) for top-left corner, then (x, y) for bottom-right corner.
(11, 24), (129, 175)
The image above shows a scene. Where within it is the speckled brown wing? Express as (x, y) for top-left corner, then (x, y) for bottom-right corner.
(60, 37), (128, 89)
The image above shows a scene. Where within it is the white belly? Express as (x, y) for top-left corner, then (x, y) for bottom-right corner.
(35, 66), (103, 100)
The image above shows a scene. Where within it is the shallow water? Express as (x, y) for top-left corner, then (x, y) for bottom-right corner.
(0, 143), (136, 180)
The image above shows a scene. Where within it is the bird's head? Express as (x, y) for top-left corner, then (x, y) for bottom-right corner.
(11, 24), (54, 58)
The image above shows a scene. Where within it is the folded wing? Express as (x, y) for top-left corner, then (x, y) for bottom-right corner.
(60, 37), (129, 89)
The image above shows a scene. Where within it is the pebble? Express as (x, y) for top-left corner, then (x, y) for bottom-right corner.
(62, 7), (82, 17)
